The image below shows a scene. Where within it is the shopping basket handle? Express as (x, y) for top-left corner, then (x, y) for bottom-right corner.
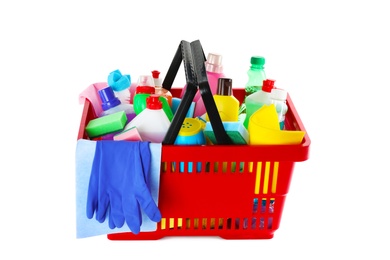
(162, 40), (232, 145)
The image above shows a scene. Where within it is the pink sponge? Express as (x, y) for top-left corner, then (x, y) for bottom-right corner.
(114, 126), (143, 141)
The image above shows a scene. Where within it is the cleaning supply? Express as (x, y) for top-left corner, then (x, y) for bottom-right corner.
(107, 69), (132, 104)
(86, 140), (162, 234)
(85, 111), (127, 139)
(174, 117), (206, 173)
(239, 56), (266, 116)
(243, 79), (275, 129)
(98, 86), (136, 122)
(205, 78), (239, 122)
(133, 75), (173, 121)
(248, 104), (305, 145)
(204, 121), (249, 145)
(180, 53), (225, 117)
(75, 140), (162, 238)
(124, 94), (171, 143)
(152, 70), (172, 107)
(79, 82), (109, 118)
(270, 88), (288, 130)
(244, 56), (266, 97)
(113, 126), (143, 141)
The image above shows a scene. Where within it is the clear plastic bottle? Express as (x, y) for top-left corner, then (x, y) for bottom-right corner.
(245, 56), (266, 97)
(98, 86), (136, 122)
(107, 69), (132, 104)
(124, 94), (171, 143)
(206, 78), (239, 122)
(179, 53), (225, 118)
(243, 79), (275, 129)
(152, 70), (172, 107)
(270, 88), (288, 130)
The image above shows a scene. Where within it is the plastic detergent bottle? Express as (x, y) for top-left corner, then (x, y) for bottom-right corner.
(243, 79), (275, 129)
(206, 78), (239, 122)
(152, 70), (172, 107)
(124, 94), (171, 143)
(245, 56), (266, 97)
(133, 75), (173, 121)
(174, 117), (206, 173)
(98, 86), (136, 122)
(270, 88), (288, 130)
(107, 69), (132, 104)
(180, 53), (225, 118)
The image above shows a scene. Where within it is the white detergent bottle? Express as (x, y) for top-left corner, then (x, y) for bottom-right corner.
(123, 94), (171, 143)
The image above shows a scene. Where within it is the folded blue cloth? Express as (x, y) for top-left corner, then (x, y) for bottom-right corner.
(75, 139), (162, 238)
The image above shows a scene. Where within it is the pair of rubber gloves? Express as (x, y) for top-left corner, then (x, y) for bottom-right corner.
(86, 140), (161, 234)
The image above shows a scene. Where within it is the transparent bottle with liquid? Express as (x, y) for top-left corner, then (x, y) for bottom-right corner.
(124, 94), (171, 143)
(206, 78), (239, 122)
(270, 88), (288, 130)
(133, 75), (173, 121)
(243, 79), (275, 129)
(152, 70), (172, 107)
(245, 56), (266, 96)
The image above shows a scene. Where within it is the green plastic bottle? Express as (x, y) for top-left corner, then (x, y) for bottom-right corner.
(245, 56), (266, 96)
(239, 56), (266, 116)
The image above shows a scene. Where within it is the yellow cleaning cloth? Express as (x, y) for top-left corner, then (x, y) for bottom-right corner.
(248, 104), (305, 145)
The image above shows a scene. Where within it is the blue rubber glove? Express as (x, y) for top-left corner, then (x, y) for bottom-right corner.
(86, 140), (161, 234)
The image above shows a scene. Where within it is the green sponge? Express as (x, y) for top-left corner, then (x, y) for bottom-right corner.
(85, 111), (127, 138)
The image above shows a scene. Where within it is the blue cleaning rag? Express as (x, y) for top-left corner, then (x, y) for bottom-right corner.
(75, 139), (162, 238)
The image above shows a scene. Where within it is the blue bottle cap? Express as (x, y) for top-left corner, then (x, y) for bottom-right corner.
(98, 86), (121, 111)
(108, 69), (131, 91)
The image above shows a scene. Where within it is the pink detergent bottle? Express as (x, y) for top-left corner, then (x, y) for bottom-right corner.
(180, 53), (225, 118)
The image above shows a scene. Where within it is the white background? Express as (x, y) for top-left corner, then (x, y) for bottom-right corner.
(1, 0), (389, 259)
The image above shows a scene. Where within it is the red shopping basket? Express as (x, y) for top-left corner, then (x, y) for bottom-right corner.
(77, 86), (310, 240)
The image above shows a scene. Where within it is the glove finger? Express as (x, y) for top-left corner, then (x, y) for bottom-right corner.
(86, 178), (98, 219)
(108, 206), (116, 229)
(96, 192), (109, 223)
(122, 196), (142, 234)
(137, 186), (162, 222)
(109, 191), (125, 228)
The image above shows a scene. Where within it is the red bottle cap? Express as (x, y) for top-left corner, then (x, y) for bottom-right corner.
(136, 86), (155, 94)
(262, 79), (275, 93)
(146, 94), (162, 110)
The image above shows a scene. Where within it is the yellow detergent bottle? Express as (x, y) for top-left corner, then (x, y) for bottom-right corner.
(206, 78), (239, 122)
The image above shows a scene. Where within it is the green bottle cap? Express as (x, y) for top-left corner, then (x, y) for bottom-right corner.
(250, 56), (265, 69)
